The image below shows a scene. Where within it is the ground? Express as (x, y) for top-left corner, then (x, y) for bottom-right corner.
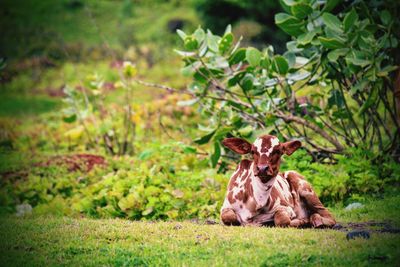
(1, 195), (399, 266)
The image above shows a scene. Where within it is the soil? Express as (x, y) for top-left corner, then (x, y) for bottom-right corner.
(37, 154), (106, 172)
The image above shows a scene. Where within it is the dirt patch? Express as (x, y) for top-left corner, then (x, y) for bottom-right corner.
(36, 154), (106, 172)
(333, 221), (400, 234)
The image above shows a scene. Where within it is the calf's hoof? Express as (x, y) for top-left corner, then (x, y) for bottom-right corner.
(310, 214), (324, 228)
(310, 213), (335, 228)
(221, 209), (240, 226)
(274, 210), (291, 227)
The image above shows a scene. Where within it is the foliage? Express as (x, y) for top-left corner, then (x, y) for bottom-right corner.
(0, 143), (226, 220)
(281, 149), (400, 204)
(175, 0), (400, 163)
(1, 142), (398, 220)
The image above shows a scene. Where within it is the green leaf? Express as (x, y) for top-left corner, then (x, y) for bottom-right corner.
(184, 36), (198, 51)
(118, 194), (137, 211)
(240, 74), (254, 91)
(176, 29), (187, 41)
(377, 65), (398, 77)
(194, 129), (216, 145)
(279, 0), (293, 13)
(260, 56), (270, 69)
(219, 33), (234, 54)
(380, 10), (392, 25)
(138, 149), (154, 160)
(210, 142), (221, 168)
(322, 13), (343, 32)
(264, 78), (279, 87)
(238, 125), (253, 137)
(287, 71), (310, 82)
(328, 89), (344, 108)
(366, 67), (377, 82)
(275, 13), (305, 37)
(346, 57), (371, 67)
(228, 72), (245, 87)
(345, 51), (371, 67)
(229, 48), (246, 66)
(246, 47), (261, 67)
(193, 69), (208, 84)
(63, 114), (77, 123)
(174, 49), (196, 57)
(350, 79), (368, 95)
(214, 126), (234, 141)
(291, 2), (313, 19)
(327, 48), (349, 62)
(318, 37), (345, 49)
(297, 31), (316, 45)
(323, 0), (342, 12)
(207, 30), (220, 52)
(343, 8), (358, 32)
(193, 27), (205, 43)
(182, 146), (197, 154)
(271, 56), (289, 75)
(295, 57), (309, 68)
(177, 98), (198, 106)
(224, 24), (232, 35)
(283, 52), (296, 68)
(142, 207), (153, 216)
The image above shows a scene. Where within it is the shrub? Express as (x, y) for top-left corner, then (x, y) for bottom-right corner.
(175, 0), (400, 164)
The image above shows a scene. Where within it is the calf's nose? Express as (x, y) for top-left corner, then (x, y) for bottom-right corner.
(257, 165), (269, 174)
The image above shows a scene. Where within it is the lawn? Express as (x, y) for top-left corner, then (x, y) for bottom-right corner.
(1, 195), (400, 266)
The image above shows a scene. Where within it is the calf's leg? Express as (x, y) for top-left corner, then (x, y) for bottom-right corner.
(289, 218), (309, 227)
(286, 171), (335, 228)
(221, 208), (240, 226)
(300, 189), (336, 228)
(274, 210), (291, 227)
(274, 211), (309, 228)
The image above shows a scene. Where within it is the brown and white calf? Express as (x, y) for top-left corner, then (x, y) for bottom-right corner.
(220, 135), (336, 228)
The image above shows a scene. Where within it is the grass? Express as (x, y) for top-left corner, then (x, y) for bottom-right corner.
(1, 195), (400, 266)
(0, 217), (398, 266)
(0, 94), (59, 117)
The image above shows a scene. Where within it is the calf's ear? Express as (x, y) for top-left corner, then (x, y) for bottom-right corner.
(282, 140), (301, 156)
(222, 138), (252, 155)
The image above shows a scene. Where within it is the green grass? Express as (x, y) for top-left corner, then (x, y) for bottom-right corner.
(333, 194), (400, 228)
(0, 216), (399, 266)
(1, 195), (400, 266)
(0, 94), (59, 117)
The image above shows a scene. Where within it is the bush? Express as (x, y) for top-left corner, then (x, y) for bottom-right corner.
(175, 0), (400, 163)
(2, 144), (398, 219)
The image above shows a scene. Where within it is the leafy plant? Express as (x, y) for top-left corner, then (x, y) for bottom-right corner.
(62, 63), (137, 155)
(175, 0), (400, 165)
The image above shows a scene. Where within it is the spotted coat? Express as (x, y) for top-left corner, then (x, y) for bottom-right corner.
(220, 135), (336, 228)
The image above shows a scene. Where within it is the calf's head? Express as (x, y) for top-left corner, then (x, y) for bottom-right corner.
(222, 135), (301, 182)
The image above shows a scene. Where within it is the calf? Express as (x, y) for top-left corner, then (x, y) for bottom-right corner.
(220, 135), (336, 228)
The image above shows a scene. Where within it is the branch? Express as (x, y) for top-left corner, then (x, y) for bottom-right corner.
(273, 112), (345, 152)
(134, 79), (185, 94)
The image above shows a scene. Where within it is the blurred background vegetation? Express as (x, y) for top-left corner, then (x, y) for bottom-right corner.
(0, 0), (399, 221)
